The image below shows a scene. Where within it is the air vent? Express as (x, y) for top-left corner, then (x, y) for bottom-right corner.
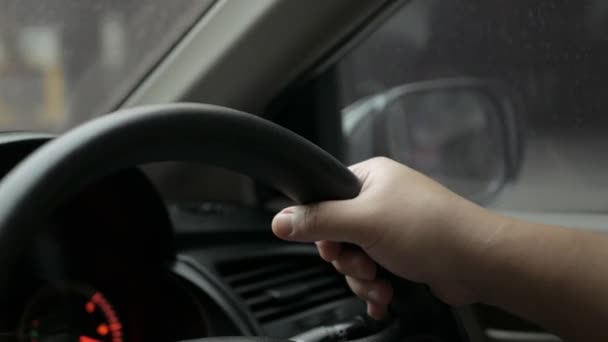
(217, 254), (353, 324)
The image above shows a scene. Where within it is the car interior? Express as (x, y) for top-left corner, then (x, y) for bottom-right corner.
(1, 1), (607, 342)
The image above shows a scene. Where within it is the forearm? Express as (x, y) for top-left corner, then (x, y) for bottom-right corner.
(466, 213), (608, 341)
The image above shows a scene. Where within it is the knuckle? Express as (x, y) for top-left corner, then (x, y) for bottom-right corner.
(351, 256), (369, 275)
(302, 204), (321, 233)
(346, 277), (368, 297)
(336, 252), (361, 272)
(351, 285), (366, 298)
(331, 260), (343, 273)
(292, 204), (318, 234)
(372, 156), (390, 163)
(370, 156), (392, 167)
(353, 253), (368, 269)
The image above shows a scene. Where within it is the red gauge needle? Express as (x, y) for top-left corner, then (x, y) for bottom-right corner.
(80, 336), (102, 342)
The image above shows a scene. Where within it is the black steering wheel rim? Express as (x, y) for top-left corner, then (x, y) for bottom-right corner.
(0, 103), (361, 282)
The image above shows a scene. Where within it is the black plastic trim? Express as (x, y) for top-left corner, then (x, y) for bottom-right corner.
(173, 256), (261, 336)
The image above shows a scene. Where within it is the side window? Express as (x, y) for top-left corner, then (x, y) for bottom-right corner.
(335, 0), (608, 212)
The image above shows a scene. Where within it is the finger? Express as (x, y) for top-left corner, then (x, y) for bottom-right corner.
(345, 276), (393, 305)
(332, 249), (376, 280)
(271, 203), (372, 245)
(315, 240), (343, 262)
(367, 301), (389, 320)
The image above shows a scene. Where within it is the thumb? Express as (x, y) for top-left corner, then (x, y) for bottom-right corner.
(272, 200), (370, 246)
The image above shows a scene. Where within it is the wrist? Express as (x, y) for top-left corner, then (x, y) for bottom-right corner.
(421, 200), (505, 305)
(451, 204), (514, 304)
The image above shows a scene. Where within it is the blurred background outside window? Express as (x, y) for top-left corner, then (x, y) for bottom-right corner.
(0, 0), (212, 132)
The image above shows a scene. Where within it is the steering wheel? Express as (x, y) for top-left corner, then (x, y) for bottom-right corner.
(0, 103), (365, 341)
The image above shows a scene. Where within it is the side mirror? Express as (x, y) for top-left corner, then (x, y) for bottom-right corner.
(341, 78), (522, 203)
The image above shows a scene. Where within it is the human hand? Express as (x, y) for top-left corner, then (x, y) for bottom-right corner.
(272, 157), (498, 319)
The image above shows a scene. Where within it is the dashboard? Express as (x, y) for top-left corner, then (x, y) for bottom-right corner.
(0, 165), (219, 341)
(0, 133), (465, 342)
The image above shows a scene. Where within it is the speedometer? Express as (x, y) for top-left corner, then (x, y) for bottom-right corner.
(20, 284), (123, 342)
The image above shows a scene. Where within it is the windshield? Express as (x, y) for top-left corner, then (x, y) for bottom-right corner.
(0, 0), (213, 132)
